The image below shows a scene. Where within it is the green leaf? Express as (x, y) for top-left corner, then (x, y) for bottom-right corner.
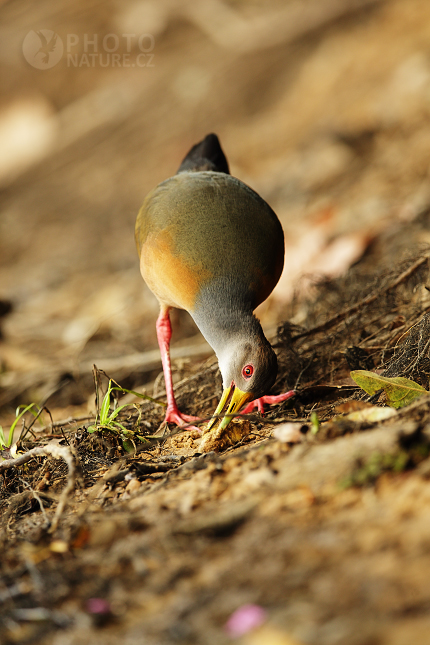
(111, 386), (167, 407)
(310, 411), (320, 434)
(0, 425), (6, 449)
(350, 370), (428, 409)
(99, 382), (113, 424)
(108, 404), (131, 421)
(111, 421), (128, 433)
(9, 403), (39, 446)
(136, 435), (150, 443)
(122, 438), (135, 453)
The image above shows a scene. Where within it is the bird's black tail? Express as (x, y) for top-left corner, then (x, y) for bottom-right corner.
(177, 133), (230, 174)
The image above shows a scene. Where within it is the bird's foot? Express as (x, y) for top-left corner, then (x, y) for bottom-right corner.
(241, 390), (296, 415)
(163, 406), (202, 433)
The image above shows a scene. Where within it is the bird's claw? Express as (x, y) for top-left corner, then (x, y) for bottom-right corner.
(162, 407), (202, 433)
(241, 390), (296, 415)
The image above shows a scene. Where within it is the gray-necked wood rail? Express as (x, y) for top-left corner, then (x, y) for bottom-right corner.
(135, 134), (295, 432)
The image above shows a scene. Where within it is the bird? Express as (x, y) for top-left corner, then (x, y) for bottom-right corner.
(135, 134), (295, 433)
(36, 31), (58, 65)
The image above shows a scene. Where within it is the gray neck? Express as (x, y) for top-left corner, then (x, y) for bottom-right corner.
(191, 278), (265, 357)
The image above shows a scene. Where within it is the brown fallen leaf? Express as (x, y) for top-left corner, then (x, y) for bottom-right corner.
(335, 400), (373, 414)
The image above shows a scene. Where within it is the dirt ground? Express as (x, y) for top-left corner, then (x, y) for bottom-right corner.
(3, 1), (430, 643)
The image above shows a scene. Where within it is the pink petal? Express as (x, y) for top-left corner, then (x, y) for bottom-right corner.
(225, 604), (266, 637)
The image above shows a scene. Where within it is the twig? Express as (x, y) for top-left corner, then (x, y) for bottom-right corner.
(93, 364), (102, 420)
(94, 365), (167, 406)
(19, 478), (49, 526)
(293, 352), (316, 389)
(77, 458), (127, 514)
(403, 336), (430, 376)
(293, 256), (428, 340)
(20, 406), (53, 443)
(357, 311), (403, 346)
(0, 442), (75, 533)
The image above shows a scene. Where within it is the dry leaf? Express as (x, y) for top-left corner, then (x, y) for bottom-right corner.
(335, 400), (373, 414)
(350, 370), (428, 408)
(344, 406), (397, 423)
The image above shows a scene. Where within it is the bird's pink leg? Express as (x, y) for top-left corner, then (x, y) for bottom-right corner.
(241, 390), (296, 415)
(156, 307), (201, 430)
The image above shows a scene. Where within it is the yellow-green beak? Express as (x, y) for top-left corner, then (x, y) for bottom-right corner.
(206, 383), (253, 432)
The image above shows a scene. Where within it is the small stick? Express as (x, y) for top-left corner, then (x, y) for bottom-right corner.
(19, 478), (49, 525)
(0, 442), (75, 533)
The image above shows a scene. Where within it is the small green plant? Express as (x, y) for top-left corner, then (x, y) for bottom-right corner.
(88, 379), (131, 436)
(87, 379), (165, 452)
(310, 411), (320, 435)
(0, 403), (42, 451)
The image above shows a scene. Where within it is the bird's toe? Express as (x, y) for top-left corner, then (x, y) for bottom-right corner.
(241, 390), (296, 415)
(163, 406), (202, 433)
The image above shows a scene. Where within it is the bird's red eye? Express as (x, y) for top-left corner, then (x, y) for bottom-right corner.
(242, 364), (254, 379)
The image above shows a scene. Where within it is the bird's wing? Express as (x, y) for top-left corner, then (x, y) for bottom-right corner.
(36, 31), (48, 47)
(47, 33), (57, 52)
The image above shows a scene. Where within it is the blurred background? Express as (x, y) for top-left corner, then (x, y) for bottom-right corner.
(1, 0), (430, 422)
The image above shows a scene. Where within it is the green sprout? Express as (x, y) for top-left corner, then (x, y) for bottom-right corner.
(88, 379), (131, 435)
(0, 403), (42, 451)
(87, 379), (166, 452)
(310, 411), (320, 435)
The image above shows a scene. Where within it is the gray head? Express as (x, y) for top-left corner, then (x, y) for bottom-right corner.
(202, 318), (278, 432)
(192, 279), (279, 431)
(217, 334), (278, 400)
